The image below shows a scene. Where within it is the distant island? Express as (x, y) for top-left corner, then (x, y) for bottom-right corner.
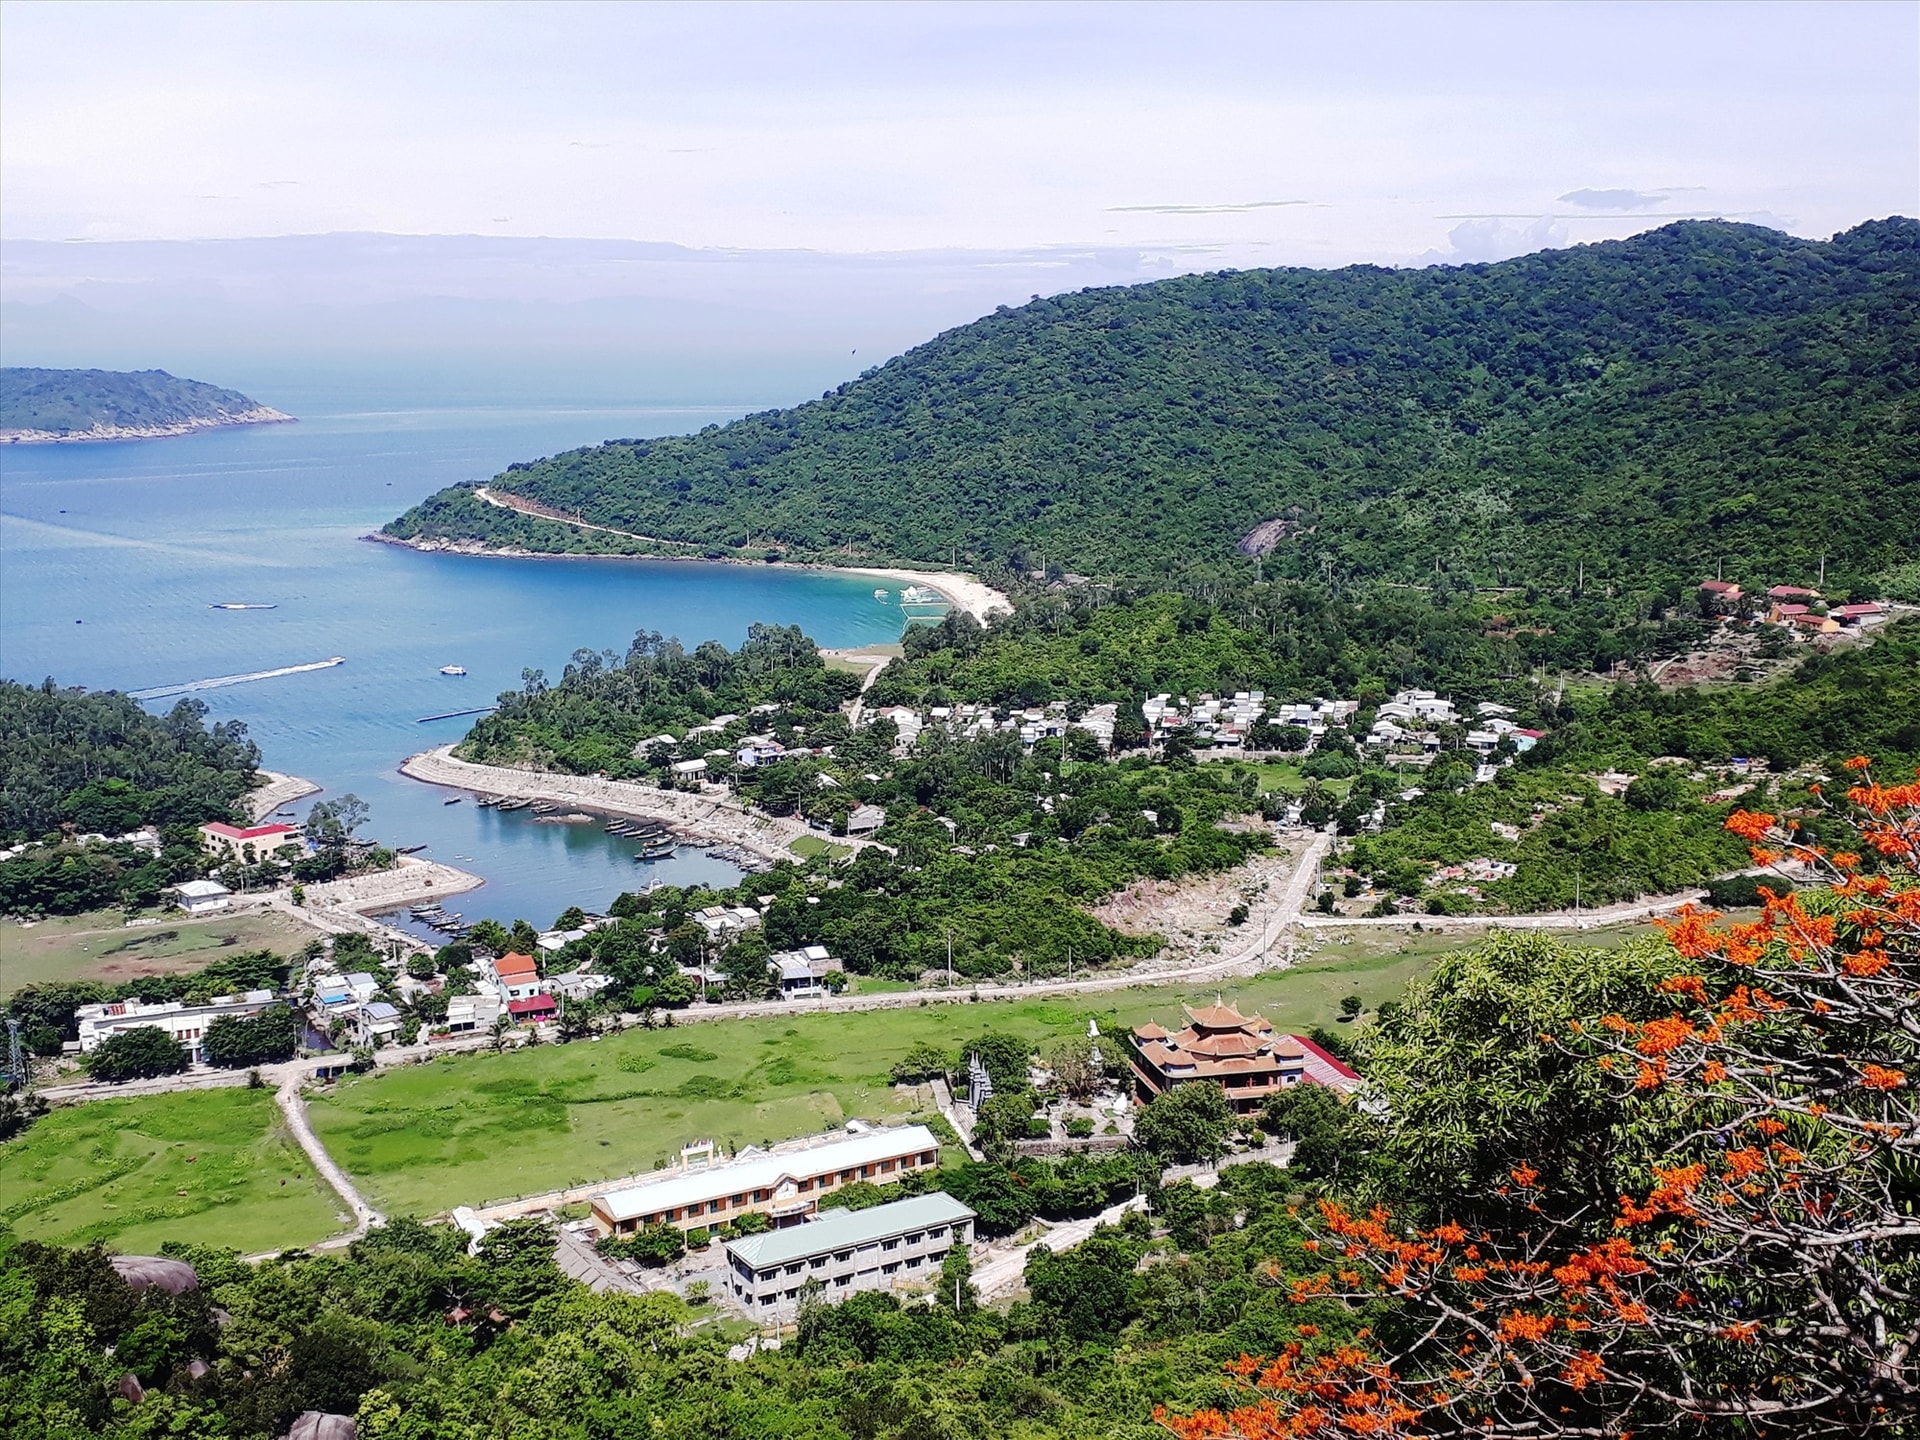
(0, 367), (293, 444)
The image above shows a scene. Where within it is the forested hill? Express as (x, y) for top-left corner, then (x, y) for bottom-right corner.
(0, 367), (291, 442)
(386, 218), (1919, 595)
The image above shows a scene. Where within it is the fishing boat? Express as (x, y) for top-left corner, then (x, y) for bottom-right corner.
(443, 796), (463, 805)
(211, 602), (277, 610)
(440, 665), (467, 676)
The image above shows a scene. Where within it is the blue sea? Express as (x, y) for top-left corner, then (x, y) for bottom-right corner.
(0, 383), (907, 930)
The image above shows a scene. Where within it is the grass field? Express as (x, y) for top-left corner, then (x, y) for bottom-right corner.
(0, 908), (319, 998)
(6, 918), (1662, 1253)
(1, 1087), (344, 1254)
(787, 835), (854, 860)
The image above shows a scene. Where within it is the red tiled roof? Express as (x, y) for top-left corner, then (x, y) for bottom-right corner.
(494, 952), (539, 979)
(507, 996), (555, 1016)
(1767, 585), (1819, 599)
(1289, 1033), (1361, 1081)
(201, 822), (298, 842)
(1833, 603), (1886, 617)
(1133, 1022), (1169, 1041)
(1698, 580), (1741, 593)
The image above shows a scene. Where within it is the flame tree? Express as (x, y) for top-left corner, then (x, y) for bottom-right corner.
(1162, 761), (1918, 1437)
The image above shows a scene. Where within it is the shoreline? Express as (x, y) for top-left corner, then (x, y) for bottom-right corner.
(0, 409), (295, 445)
(366, 531), (1010, 625)
(246, 770), (322, 823)
(399, 744), (877, 867)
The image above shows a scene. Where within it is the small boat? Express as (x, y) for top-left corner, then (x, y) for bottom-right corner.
(873, 589), (889, 600)
(443, 796), (463, 805)
(211, 602), (277, 610)
(440, 665), (467, 676)
(396, 844), (428, 855)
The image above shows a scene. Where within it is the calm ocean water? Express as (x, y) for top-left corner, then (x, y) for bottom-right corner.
(0, 384), (906, 929)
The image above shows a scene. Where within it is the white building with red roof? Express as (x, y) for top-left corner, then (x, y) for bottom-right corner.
(198, 821), (302, 860)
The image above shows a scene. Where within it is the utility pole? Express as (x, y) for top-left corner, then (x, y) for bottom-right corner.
(5, 1017), (26, 1092)
(946, 929), (955, 988)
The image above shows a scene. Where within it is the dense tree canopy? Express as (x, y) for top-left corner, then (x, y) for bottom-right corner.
(0, 682), (260, 840)
(388, 219), (1918, 601)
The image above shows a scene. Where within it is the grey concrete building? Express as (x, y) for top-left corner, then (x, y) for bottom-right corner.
(723, 1192), (975, 1316)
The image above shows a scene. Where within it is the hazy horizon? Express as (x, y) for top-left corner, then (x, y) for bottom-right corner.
(4, 2), (1914, 404)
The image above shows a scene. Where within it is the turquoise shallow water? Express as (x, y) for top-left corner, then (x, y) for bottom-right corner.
(0, 387), (906, 928)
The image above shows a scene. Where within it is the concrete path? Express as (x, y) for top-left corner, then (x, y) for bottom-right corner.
(275, 1075), (383, 1241)
(971, 1194), (1150, 1299)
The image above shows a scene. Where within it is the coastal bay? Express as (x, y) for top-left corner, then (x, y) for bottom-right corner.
(0, 381), (910, 931)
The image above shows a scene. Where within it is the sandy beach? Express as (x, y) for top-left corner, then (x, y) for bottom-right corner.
(379, 487), (1013, 625)
(829, 566), (1009, 624)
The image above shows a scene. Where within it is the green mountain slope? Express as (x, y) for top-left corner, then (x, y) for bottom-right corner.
(0, 367), (289, 438)
(386, 219), (1919, 594)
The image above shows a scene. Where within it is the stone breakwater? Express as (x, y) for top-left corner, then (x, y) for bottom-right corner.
(0, 407), (294, 444)
(246, 770), (322, 822)
(399, 744), (870, 866)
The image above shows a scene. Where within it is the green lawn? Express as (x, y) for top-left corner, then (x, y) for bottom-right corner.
(1246, 762), (1351, 799)
(787, 835), (853, 860)
(1, 1087), (343, 1254)
(0, 908), (319, 998)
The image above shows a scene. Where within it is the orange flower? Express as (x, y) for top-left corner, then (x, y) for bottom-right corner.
(1860, 1064), (1906, 1091)
(1725, 809), (1778, 842)
(1496, 1311), (1556, 1343)
(1844, 755), (1875, 771)
(1511, 1163), (1540, 1189)
(1562, 1351), (1606, 1390)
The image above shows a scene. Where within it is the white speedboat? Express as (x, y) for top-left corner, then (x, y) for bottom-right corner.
(440, 665), (467, 676)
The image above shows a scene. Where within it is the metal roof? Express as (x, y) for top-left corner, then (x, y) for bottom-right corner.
(724, 1191), (974, 1271)
(593, 1124), (938, 1224)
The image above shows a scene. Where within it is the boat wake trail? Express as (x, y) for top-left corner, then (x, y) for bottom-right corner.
(130, 656), (345, 700)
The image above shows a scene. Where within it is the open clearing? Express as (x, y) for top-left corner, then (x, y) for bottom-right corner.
(0, 908), (319, 997)
(305, 936), (1493, 1219)
(787, 834), (854, 860)
(1, 1087), (342, 1254)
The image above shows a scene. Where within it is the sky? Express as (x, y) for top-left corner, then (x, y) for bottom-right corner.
(3, 0), (1915, 269)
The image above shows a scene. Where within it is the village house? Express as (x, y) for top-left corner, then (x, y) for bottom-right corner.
(771, 944), (844, 998)
(724, 1192), (975, 1317)
(1832, 602), (1888, 629)
(486, 952), (546, 1003)
(443, 992), (503, 1034)
(693, 904), (762, 941)
(171, 879), (232, 915)
(74, 991), (278, 1063)
(1129, 1001), (1361, 1117)
(735, 737), (787, 768)
(590, 1123), (941, 1237)
(1699, 579), (1745, 612)
(353, 1001), (403, 1047)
